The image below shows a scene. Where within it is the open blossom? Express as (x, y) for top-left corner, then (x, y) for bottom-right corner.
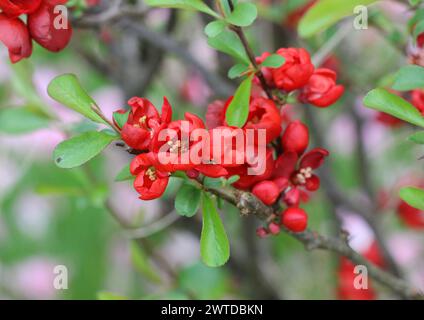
(206, 96), (281, 143)
(271, 48), (315, 92)
(130, 152), (170, 201)
(119, 97), (172, 151)
(299, 68), (344, 107)
(0, 0), (72, 63)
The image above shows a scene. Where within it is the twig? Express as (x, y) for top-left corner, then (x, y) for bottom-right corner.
(90, 103), (121, 134)
(196, 181), (423, 299)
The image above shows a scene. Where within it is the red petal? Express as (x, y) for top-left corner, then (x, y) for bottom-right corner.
(28, 2), (72, 52)
(195, 164), (228, 177)
(305, 174), (320, 191)
(300, 148), (329, 169)
(130, 153), (156, 175)
(161, 97), (173, 123)
(121, 123), (151, 150)
(0, 0), (42, 18)
(0, 14), (32, 63)
(273, 152), (298, 179)
(205, 100), (226, 129)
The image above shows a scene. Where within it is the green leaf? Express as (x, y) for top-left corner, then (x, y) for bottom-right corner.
(0, 107), (49, 134)
(145, 0), (219, 17)
(363, 88), (424, 128)
(227, 63), (249, 79)
(392, 65), (424, 91)
(207, 30), (250, 64)
(204, 20), (226, 37)
(53, 130), (117, 169)
(226, 175), (240, 185)
(175, 183), (201, 217)
(200, 192), (230, 267)
(47, 74), (105, 124)
(203, 177), (224, 188)
(261, 54), (286, 68)
(410, 0), (422, 6)
(113, 110), (130, 129)
(298, 0), (378, 38)
(115, 163), (133, 182)
(225, 75), (253, 127)
(226, 2), (258, 27)
(399, 187), (424, 211)
(409, 131), (424, 144)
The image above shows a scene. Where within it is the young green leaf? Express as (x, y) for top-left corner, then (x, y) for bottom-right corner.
(47, 74), (105, 124)
(145, 0), (219, 18)
(408, 131), (424, 144)
(226, 175), (240, 185)
(204, 20), (226, 38)
(0, 107), (49, 134)
(261, 54), (285, 68)
(298, 0), (378, 38)
(113, 110), (130, 129)
(399, 187), (424, 211)
(226, 2), (258, 27)
(392, 65), (424, 91)
(54, 130), (118, 169)
(225, 75), (253, 127)
(175, 183), (201, 217)
(363, 88), (424, 128)
(115, 163), (134, 182)
(207, 30), (250, 64)
(227, 63), (249, 79)
(200, 192), (230, 267)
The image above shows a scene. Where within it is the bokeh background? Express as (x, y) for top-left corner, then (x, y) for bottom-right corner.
(0, 0), (423, 299)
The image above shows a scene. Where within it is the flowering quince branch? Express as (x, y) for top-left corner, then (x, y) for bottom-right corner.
(35, 0), (421, 299)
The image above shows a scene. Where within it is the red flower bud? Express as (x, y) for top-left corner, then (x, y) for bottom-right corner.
(397, 200), (424, 229)
(299, 68), (344, 107)
(268, 222), (281, 235)
(0, 13), (32, 63)
(256, 227), (268, 238)
(281, 120), (309, 155)
(0, 0), (42, 18)
(281, 207), (308, 232)
(186, 169), (200, 179)
(411, 89), (424, 116)
(272, 48), (314, 91)
(252, 180), (280, 205)
(27, 2), (73, 52)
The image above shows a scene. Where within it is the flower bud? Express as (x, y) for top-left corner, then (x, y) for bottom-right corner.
(256, 227), (268, 238)
(283, 188), (300, 206)
(268, 222), (281, 235)
(0, 14), (32, 63)
(281, 120), (309, 155)
(281, 207), (308, 232)
(252, 180), (280, 205)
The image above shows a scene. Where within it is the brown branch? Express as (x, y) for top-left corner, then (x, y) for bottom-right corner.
(196, 181), (423, 300)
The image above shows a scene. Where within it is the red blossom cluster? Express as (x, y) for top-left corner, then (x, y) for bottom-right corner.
(114, 47), (343, 234)
(0, 0), (72, 63)
(256, 48), (344, 107)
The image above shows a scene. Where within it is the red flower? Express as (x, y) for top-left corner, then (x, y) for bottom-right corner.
(397, 200), (424, 229)
(0, 0), (42, 18)
(206, 97), (281, 144)
(0, 13), (32, 63)
(272, 48), (314, 92)
(281, 120), (309, 155)
(120, 97), (172, 151)
(299, 68), (344, 107)
(273, 148), (329, 206)
(281, 207), (308, 232)
(411, 89), (424, 116)
(227, 147), (275, 190)
(27, 1), (73, 52)
(243, 97), (282, 144)
(130, 152), (170, 200)
(252, 180), (280, 205)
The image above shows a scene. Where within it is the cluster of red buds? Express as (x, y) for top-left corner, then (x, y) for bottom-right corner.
(0, 0), (72, 63)
(114, 47), (344, 235)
